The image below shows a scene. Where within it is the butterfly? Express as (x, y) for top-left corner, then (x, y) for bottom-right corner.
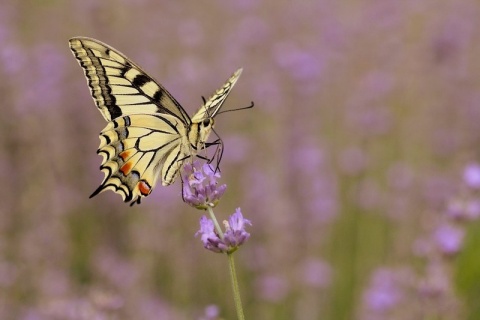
(69, 37), (251, 205)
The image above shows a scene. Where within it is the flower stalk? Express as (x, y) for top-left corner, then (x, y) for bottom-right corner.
(228, 251), (245, 320)
(182, 161), (251, 320)
(207, 205), (245, 320)
(207, 206), (224, 239)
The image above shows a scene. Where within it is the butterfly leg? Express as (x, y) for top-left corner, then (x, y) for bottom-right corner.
(204, 138), (223, 173)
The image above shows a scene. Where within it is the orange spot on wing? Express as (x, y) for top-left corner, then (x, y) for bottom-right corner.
(120, 161), (133, 175)
(138, 180), (151, 196)
(119, 150), (133, 161)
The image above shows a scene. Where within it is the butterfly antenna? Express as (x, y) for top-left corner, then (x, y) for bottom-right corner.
(215, 101), (254, 116)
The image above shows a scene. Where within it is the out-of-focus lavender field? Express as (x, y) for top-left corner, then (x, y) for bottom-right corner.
(2, 0), (480, 319)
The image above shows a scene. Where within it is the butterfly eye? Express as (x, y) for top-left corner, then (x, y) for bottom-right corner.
(203, 119), (211, 126)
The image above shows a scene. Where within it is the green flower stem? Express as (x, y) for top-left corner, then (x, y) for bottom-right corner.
(207, 206), (224, 239)
(228, 252), (245, 320)
(206, 206), (245, 320)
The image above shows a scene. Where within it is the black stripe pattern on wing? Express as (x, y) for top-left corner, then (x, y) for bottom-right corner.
(92, 114), (187, 204)
(69, 37), (192, 125)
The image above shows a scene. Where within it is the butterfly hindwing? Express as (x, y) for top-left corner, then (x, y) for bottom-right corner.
(93, 114), (189, 203)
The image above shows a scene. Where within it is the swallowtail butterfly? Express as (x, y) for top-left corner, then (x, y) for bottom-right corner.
(69, 37), (248, 205)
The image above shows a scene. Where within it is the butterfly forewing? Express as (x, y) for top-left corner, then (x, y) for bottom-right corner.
(69, 37), (244, 204)
(69, 37), (191, 124)
(191, 68), (243, 123)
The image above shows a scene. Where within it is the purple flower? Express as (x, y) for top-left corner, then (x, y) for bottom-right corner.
(199, 304), (220, 320)
(196, 209), (251, 254)
(466, 200), (480, 219)
(223, 208), (252, 248)
(434, 224), (464, 255)
(463, 163), (480, 189)
(195, 216), (228, 253)
(181, 161), (227, 210)
(446, 199), (465, 220)
(446, 199), (480, 221)
(363, 269), (402, 313)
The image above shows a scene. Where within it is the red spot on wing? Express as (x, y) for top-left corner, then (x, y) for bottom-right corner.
(120, 161), (133, 175)
(120, 150), (133, 161)
(138, 180), (151, 196)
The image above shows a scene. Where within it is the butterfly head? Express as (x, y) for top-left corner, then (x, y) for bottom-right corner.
(193, 117), (215, 148)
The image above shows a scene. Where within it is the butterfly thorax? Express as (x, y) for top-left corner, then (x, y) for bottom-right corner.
(188, 117), (215, 152)
(155, 117), (213, 189)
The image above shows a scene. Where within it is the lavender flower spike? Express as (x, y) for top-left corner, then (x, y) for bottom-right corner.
(196, 209), (251, 254)
(181, 161), (227, 210)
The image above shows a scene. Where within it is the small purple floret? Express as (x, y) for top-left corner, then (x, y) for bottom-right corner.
(181, 161), (227, 209)
(463, 163), (480, 189)
(434, 224), (464, 255)
(224, 208), (252, 247)
(195, 216), (228, 253)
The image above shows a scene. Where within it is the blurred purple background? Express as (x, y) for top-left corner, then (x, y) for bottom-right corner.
(1, 1), (480, 319)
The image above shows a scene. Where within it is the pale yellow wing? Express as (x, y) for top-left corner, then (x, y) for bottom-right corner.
(92, 113), (189, 205)
(69, 37), (191, 124)
(190, 68), (242, 123)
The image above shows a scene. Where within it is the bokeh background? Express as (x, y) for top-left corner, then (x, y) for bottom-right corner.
(2, 0), (480, 319)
